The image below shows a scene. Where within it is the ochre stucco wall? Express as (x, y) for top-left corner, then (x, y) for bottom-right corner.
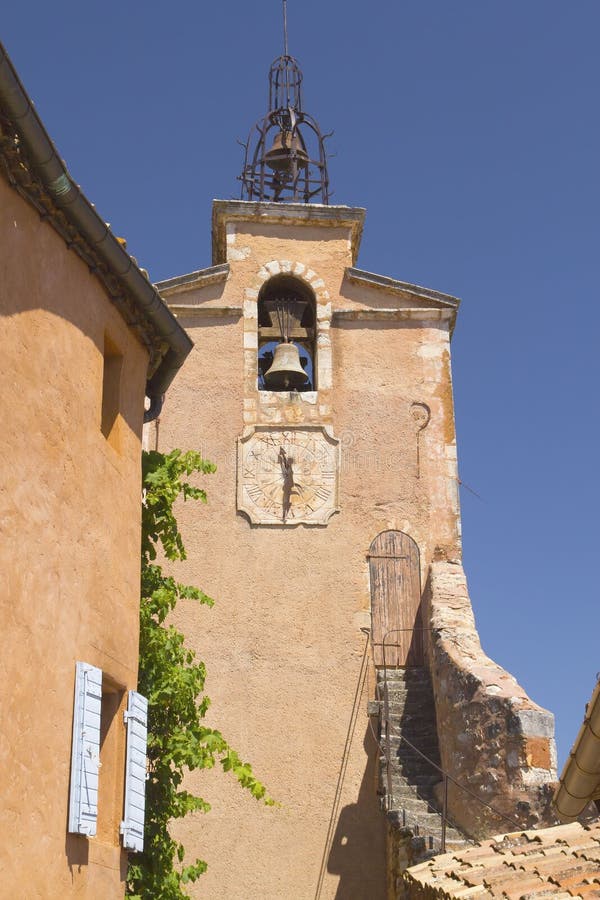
(0, 176), (147, 897)
(148, 204), (460, 898)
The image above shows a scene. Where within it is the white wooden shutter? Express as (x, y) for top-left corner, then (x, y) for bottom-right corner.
(121, 690), (148, 852)
(68, 662), (102, 835)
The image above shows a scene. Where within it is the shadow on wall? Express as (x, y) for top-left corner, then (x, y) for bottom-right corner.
(326, 727), (387, 900)
(65, 833), (88, 881)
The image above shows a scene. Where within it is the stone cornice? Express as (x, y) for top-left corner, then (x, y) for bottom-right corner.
(156, 263), (230, 297)
(345, 267), (460, 309)
(167, 304), (242, 319)
(343, 267), (460, 335)
(332, 308), (454, 323)
(212, 200), (365, 267)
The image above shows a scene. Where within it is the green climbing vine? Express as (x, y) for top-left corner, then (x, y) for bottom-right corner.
(127, 449), (272, 899)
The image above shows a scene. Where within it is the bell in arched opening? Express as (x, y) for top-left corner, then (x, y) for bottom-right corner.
(263, 341), (309, 390)
(258, 275), (316, 391)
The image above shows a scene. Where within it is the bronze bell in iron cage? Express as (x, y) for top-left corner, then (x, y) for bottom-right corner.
(264, 128), (309, 173)
(263, 341), (309, 390)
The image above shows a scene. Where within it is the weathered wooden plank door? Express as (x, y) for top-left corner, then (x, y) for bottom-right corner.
(369, 530), (423, 667)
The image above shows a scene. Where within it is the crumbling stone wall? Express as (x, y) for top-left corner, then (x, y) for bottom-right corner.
(423, 559), (557, 839)
(386, 817), (429, 900)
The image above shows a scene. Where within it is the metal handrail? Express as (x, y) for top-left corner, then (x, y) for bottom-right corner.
(377, 626), (525, 852)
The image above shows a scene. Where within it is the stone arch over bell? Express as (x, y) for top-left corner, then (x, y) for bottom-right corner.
(243, 259), (333, 395)
(258, 273), (316, 391)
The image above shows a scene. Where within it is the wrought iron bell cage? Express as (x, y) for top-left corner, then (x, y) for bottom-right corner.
(239, 53), (330, 205)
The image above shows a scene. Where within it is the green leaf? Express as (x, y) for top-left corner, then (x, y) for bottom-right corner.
(128, 449), (273, 899)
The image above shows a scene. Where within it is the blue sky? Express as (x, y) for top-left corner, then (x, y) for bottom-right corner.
(4, 2), (599, 767)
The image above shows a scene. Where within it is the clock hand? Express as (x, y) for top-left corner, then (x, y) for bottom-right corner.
(278, 447), (295, 522)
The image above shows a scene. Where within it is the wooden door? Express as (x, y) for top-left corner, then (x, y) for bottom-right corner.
(368, 531), (423, 667)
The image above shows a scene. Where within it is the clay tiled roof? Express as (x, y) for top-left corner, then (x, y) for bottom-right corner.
(403, 820), (600, 898)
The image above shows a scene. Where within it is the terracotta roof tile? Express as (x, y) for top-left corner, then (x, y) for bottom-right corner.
(461, 865), (515, 887)
(402, 820), (600, 898)
(566, 873), (600, 887)
(508, 846), (559, 860)
(528, 824), (589, 844)
(453, 848), (503, 864)
(521, 892), (572, 899)
(564, 840), (600, 855)
(427, 875), (469, 893)
(408, 857), (449, 875)
(452, 885), (492, 898)
(531, 857), (588, 877)
(500, 874), (546, 898)
(575, 886), (600, 897)
(577, 848), (600, 864)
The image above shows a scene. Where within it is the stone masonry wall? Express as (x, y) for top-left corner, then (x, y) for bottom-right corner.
(423, 559), (557, 839)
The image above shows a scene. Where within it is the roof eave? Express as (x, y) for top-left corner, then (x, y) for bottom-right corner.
(0, 40), (192, 404)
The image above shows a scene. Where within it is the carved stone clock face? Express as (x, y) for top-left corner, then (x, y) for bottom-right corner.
(237, 427), (340, 525)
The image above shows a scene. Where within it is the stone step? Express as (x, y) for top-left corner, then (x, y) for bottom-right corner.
(389, 812), (465, 844)
(376, 666), (469, 857)
(391, 722), (437, 737)
(378, 695), (434, 707)
(392, 796), (442, 816)
(394, 751), (441, 768)
(377, 674), (433, 685)
(391, 774), (442, 790)
(388, 780), (441, 801)
(384, 700), (436, 712)
(390, 808), (458, 834)
(392, 781), (438, 798)
(382, 688), (434, 699)
(384, 733), (437, 745)
(390, 760), (442, 784)
(394, 765), (439, 784)
(392, 749), (440, 761)
(378, 694), (436, 709)
(377, 683), (434, 696)
(378, 705), (434, 716)
(383, 703), (437, 717)
(393, 760), (441, 776)
(386, 719), (438, 732)
(391, 735), (436, 749)
(388, 732), (440, 749)
(377, 667), (431, 679)
(395, 745), (441, 760)
(391, 729), (440, 743)
(379, 673), (431, 681)
(389, 787), (438, 804)
(392, 727), (438, 737)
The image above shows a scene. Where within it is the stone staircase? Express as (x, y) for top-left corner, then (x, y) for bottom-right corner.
(376, 667), (467, 859)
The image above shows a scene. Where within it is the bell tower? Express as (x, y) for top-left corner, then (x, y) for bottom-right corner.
(147, 5), (557, 896)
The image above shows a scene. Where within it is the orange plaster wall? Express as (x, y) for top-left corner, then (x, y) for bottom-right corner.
(147, 210), (460, 898)
(0, 176), (147, 898)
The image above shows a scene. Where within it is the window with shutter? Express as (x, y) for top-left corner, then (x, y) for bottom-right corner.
(68, 662), (102, 835)
(120, 690), (148, 852)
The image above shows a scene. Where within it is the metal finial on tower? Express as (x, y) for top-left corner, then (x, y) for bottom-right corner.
(282, 0), (289, 57)
(238, 1), (330, 204)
